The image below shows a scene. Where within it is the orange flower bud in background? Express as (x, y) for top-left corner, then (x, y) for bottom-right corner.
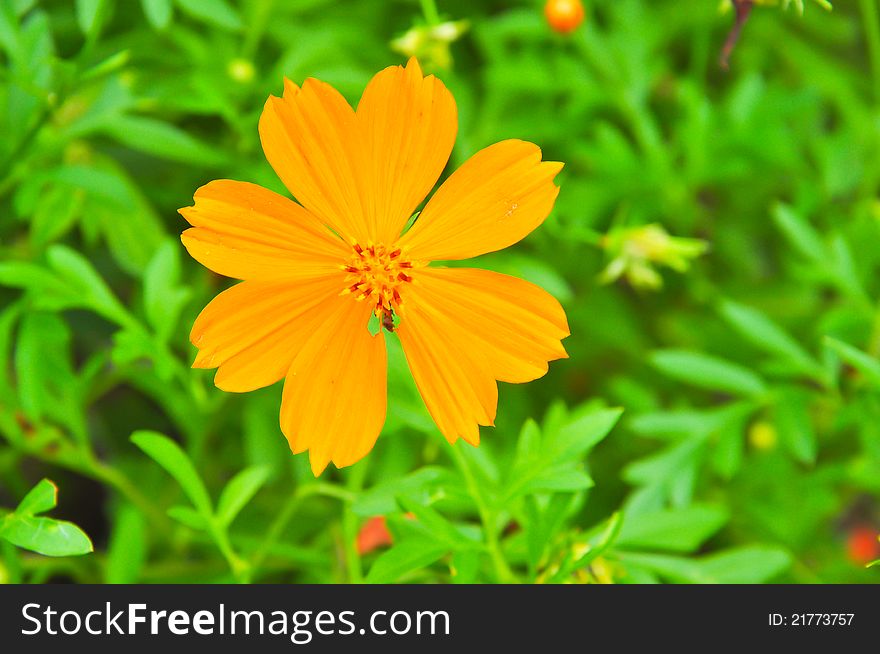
(846, 526), (880, 565)
(357, 516), (393, 555)
(545, 0), (585, 34)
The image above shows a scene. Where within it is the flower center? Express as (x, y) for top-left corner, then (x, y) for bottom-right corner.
(341, 243), (418, 329)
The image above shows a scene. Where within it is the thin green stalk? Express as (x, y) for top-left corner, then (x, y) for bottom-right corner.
(85, 457), (168, 529)
(447, 444), (517, 583)
(860, 0), (880, 103)
(209, 521), (250, 583)
(249, 482), (355, 574)
(420, 0), (441, 25)
(342, 463), (368, 583)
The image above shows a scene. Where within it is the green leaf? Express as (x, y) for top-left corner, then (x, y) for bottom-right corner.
(553, 406), (623, 461)
(616, 504), (729, 553)
(0, 2), (18, 59)
(175, 0), (242, 30)
(718, 300), (819, 372)
(105, 504), (147, 583)
(15, 312), (70, 418)
(167, 505), (209, 531)
(215, 466), (270, 528)
(650, 349), (768, 397)
(693, 546), (793, 583)
(365, 538), (449, 583)
(396, 497), (479, 550)
(503, 406), (621, 501)
(353, 468), (449, 517)
(546, 511), (623, 583)
(100, 115), (224, 165)
(450, 550), (480, 583)
(829, 234), (867, 302)
(143, 240), (191, 341)
(772, 203), (826, 262)
(621, 546), (791, 583)
(823, 336), (880, 388)
(75, 0), (107, 36)
(141, 0), (173, 29)
(15, 479), (57, 516)
(774, 388), (817, 464)
(46, 245), (131, 327)
(131, 431), (213, 517)
(1, 516), (93, 557)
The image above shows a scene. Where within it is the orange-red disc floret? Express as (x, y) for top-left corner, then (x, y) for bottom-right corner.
(340, 243), (421, 318)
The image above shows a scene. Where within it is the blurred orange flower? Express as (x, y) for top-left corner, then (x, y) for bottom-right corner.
(180, 59), (569, 475)
(357, 516), (393, 555)
(545, 0), (586, 34)
(846, 526), (880, 565)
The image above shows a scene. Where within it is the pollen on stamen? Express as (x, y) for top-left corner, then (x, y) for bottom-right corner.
(340, 243), (423, 325)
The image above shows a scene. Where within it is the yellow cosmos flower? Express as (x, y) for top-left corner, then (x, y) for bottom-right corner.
(180, 59), (569, 475)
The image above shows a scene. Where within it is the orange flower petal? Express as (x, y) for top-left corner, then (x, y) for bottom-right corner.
(403, 267), (569, 383)
(259, 78), (370, 244)
(396, 305), (497, 447)
(357, 58), (457, 244)
(280, 299), (387, 475)
(190, 274), (346, 392)
(398, 140), (563, 261)
(397, 267), (569, 444)
(180, 180), (347, 281)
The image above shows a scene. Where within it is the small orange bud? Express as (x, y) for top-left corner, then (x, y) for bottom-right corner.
(846, 526), (880, 565)
(357, 516), (393, 555)
(544, 0), (585, 35)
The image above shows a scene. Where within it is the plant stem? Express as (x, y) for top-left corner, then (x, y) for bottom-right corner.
(447, 444), (517, 583)
(249, 482), (356, 575)
(209, 521), (250, 583)
(860, 0), (880, 103)
(342, 463), (368, 583)
(420, 0), (441, 25)
(249, 491), (304, 573)
(85, 456), (168, 528)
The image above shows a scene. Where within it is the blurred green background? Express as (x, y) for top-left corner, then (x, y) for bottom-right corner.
(1, 0), (880, 584)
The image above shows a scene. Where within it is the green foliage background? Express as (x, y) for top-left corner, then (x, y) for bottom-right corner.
(1, 0), (879, 583)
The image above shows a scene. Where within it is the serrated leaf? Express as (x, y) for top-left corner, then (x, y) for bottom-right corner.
(650, 349), (767, 397)
(131, 431), (213, 517)
(215, 466), (270, 528)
